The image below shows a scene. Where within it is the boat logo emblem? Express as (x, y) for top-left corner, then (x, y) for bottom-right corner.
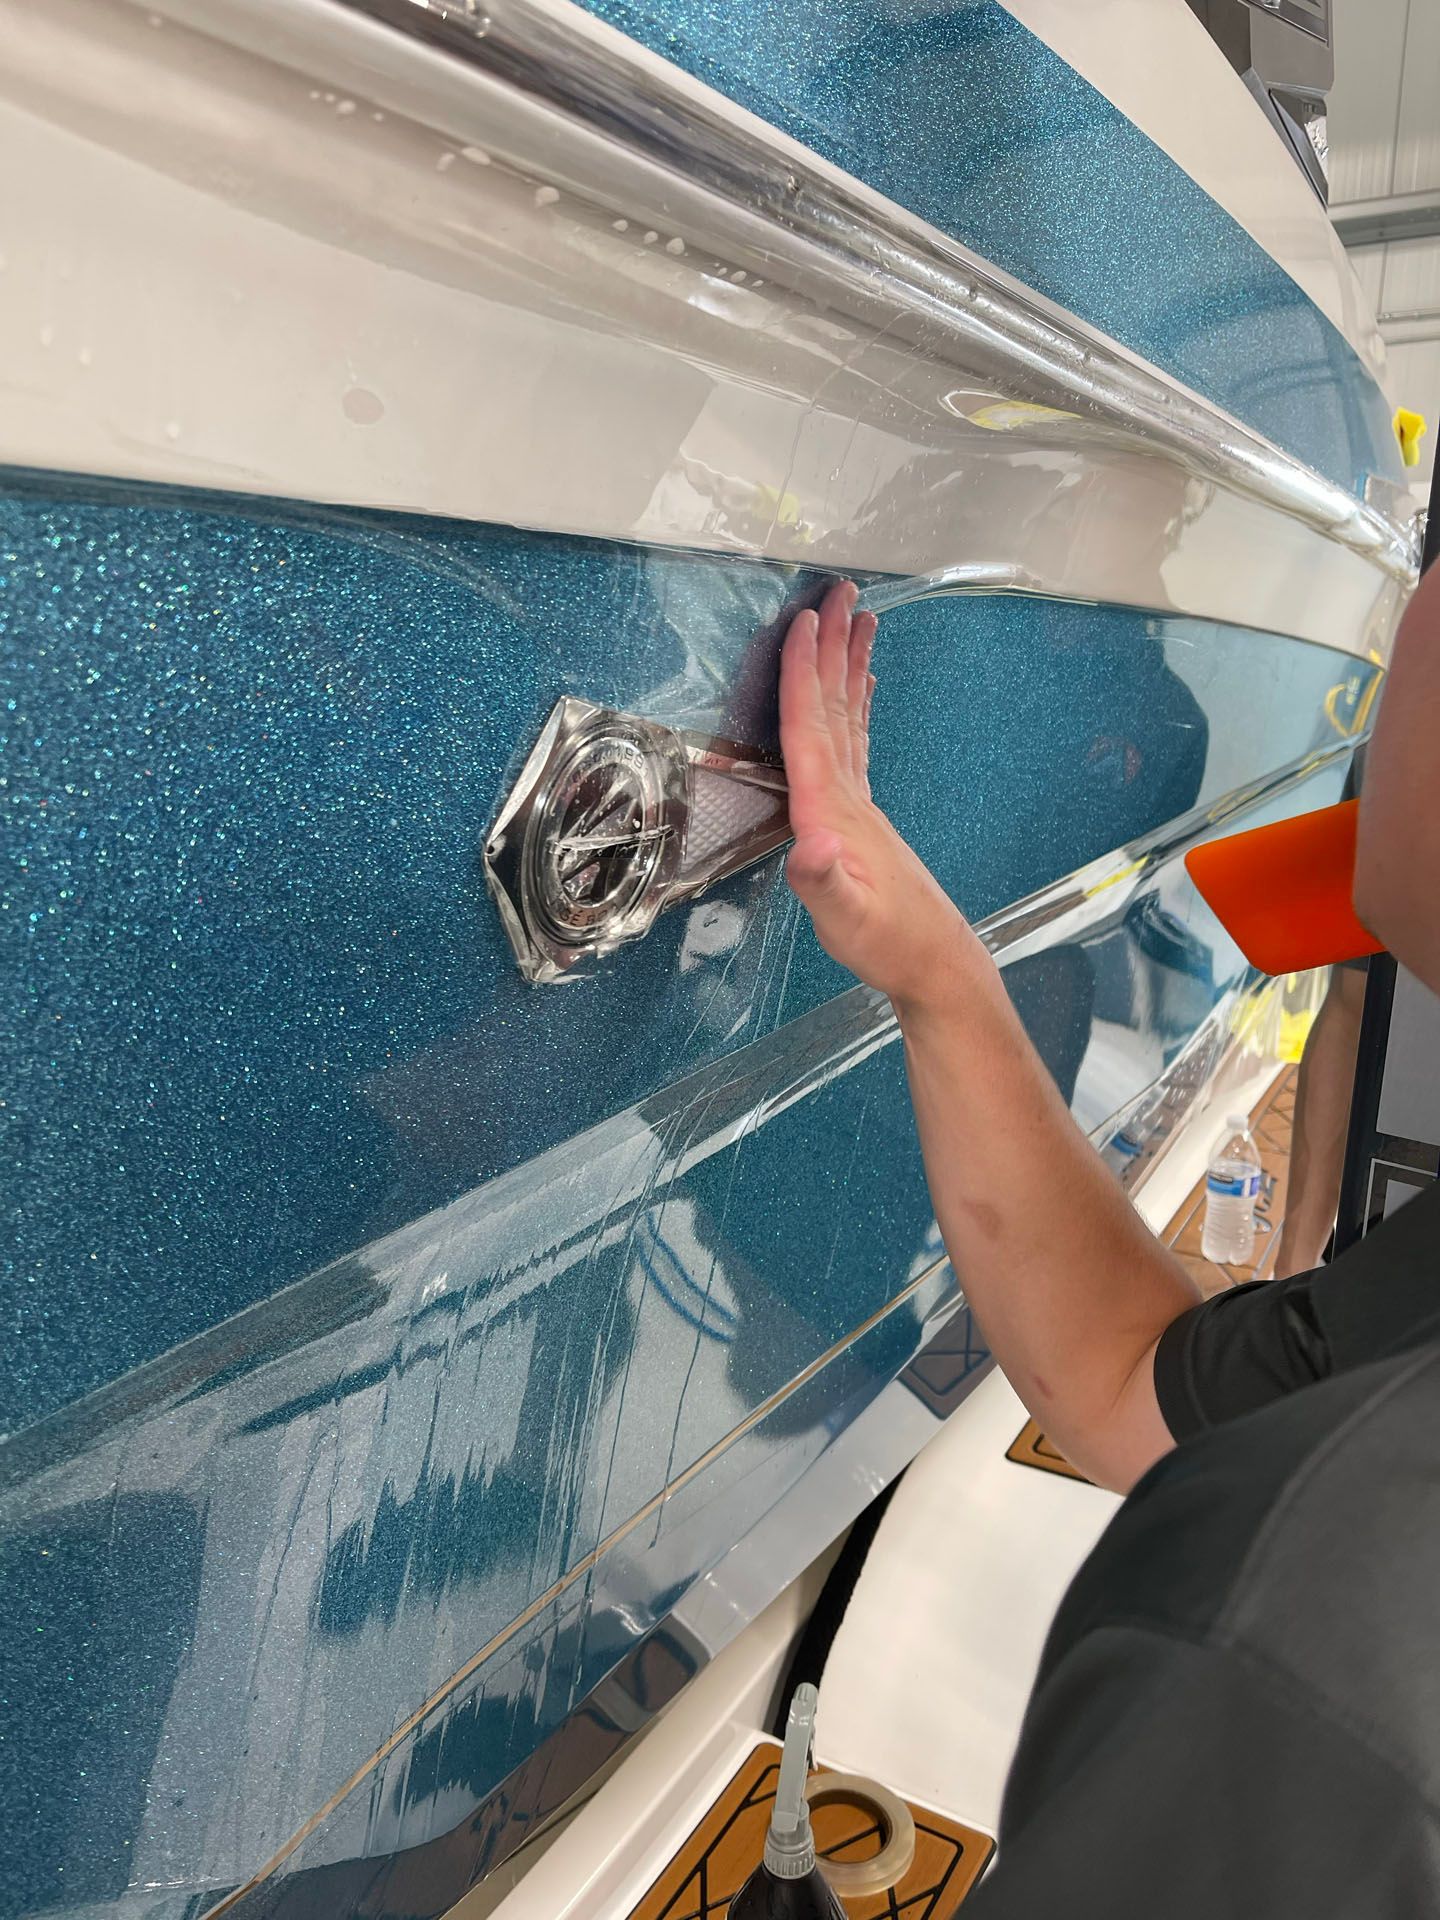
(484, 697), (790, 982)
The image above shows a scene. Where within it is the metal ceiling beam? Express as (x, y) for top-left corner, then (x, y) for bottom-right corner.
(1379, 312), (1440, 347)
(1333, 188), (1440, 248)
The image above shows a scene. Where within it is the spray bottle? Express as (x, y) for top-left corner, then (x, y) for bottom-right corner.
(729, 1683), (845, 1920)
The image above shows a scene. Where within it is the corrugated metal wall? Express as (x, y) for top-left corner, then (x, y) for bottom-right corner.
(1331, 0), (1440, 488)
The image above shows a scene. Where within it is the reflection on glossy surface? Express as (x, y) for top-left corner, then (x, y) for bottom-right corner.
(560, 0), (1395, 496)
(0, 0), (1413, 655)
(0, 476), (1379, 1917)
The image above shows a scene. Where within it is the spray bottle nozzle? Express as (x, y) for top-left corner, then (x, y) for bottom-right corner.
(763, 1683), (821, 1880)
(729, 1684), (846, 1920)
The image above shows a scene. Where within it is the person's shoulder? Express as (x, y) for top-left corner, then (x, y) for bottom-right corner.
(1045, 1339), (1440, 1795)
(1214, 1338), (1440, 1786)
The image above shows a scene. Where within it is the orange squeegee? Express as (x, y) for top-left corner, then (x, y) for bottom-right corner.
(1184, 798), (1383, 975)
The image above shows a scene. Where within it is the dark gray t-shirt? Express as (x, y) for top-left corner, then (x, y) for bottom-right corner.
(969, 1182), (1440, 1916)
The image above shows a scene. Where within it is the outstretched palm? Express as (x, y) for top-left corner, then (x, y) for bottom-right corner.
(779, 582), (976, 1011)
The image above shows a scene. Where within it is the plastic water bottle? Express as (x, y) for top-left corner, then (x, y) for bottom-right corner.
(1201, 1115), (1262, 1265)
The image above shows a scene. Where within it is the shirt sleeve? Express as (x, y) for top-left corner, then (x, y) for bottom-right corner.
(1154, 1179), (1440, 1442)
(965, 1623), (1440, 1918)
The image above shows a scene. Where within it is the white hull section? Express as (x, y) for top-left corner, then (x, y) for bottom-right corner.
(0, 0), (1413, 658)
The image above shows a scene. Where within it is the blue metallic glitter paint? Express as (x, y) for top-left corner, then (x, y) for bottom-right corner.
(569, 0), (1401, 498)
(0, 476), (1379, 1918)
(2, 483), (1371, 1430)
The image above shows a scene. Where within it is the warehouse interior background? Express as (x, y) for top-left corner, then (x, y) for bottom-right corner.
(1332, 0), (1440, 492)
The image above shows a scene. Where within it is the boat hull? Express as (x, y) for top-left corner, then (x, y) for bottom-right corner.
(1, 478), (1382, 1917)
(0, 0), (1412, 1913)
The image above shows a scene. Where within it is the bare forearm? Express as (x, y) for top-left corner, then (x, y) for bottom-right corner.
(772, 584), (1196, 1487)
(896, 944), (1197, 1490)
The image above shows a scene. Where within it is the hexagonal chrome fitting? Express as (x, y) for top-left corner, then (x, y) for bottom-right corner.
(484, 696), (789, 983)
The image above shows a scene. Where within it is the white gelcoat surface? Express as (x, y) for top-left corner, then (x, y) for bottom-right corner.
(1001, 0), (1390, 383)
(814, 1369), (1120, 1838)
(0, 0), (1410, 659)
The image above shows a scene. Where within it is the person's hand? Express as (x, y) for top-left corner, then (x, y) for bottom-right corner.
(780, 581), (986, 1013)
